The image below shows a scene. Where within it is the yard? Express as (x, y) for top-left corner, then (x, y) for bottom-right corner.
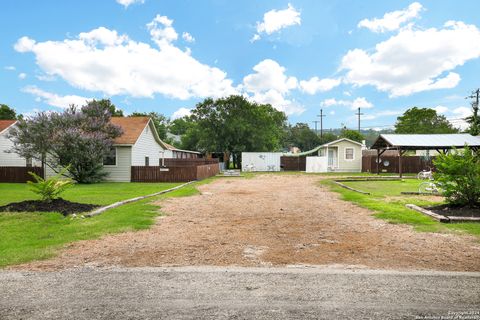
(327, 179), (480, 236)
(13, 174), (480, 272)
(0, 182), (202, 267)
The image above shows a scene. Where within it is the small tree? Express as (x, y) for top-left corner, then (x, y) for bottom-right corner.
(9, 101), (122, 183)
(433, 147), (480, 207)
(28, 168), (74, 202)
(340, 129), (364, 143)
(395, 107), (458, 134)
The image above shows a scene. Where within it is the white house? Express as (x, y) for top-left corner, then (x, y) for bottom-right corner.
(0, 120), (41, 167)
(305, 138), (363, 173)
(0, 117), (200, 182)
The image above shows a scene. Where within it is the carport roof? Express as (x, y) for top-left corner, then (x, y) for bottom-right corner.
(371, 134), (480, 150)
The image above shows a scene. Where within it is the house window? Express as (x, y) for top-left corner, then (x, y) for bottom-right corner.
(26, 157), (33, 167)
(103, 147), (116, 166)
(318, 149), (325, 157)
(345, 148), (354, 160)
(145, 156), (150, 166)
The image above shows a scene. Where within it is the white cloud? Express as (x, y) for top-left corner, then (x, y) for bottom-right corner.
(341, 21), (480, 97)
(343, 91), (351, 96)
(4, 66), (16, 71)
(23, 86), (90, 109)
(358, 2), (423, 33)
(242, 59), (303, 115)
(116, 0), (144, 8)
(253, 3), (301, 41)
(433, 105), (448, 114)
(452, 106), (472, 118)
(171, 107), (192, 120)
(182, 32), (195, 43)
(14, 16), (237, 100)
(18, 73), (27, 80)
(321, 97), (373, 110)
(299, 77), (341, 95)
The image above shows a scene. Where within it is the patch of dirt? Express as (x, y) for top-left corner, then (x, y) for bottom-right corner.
(428, 204), (480, 218)
(0, 198), (99, 216)
(13, 174), (480, 271)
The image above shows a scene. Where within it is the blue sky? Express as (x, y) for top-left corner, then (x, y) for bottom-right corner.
(1, 0), (479, 130)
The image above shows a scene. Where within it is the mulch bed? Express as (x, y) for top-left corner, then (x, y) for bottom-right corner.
(0, 198), (99, 216)
(427, 204), (480, 218)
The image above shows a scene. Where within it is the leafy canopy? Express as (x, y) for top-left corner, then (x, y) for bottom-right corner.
(339, 129), (364, 143)
(0, 104), (18, 120)
(283, 123), (321, 152)
(182, 95), (287, 167)
(395, 107), (458, 134)
(434, 147), (480, 207)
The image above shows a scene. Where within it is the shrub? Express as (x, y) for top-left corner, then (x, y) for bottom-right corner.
(27, 169), (74, 202)
(433, 146), (480, 207)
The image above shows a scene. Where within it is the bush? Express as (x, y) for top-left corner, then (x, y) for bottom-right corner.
(27, 169), (74, 202)
(433, 147), (480, 207)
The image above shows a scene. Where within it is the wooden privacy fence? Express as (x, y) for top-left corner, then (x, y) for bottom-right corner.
(0, 166), (44, 183)
(280, 156), (306, 171)
(131, 163), (219, 183)
(163, 158), (218, 167)
(362, 156), (436, 174)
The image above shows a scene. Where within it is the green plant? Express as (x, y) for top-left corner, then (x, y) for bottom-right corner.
(433, 146), (480, 207)
(27, 168), (74, 202)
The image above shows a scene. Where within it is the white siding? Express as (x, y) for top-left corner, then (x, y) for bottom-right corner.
(241, 152), (282, 171)
(131, 123), (167, 166)
(104, 146), (132, 182)
(330, 140), (362, 172)
(0, 130), (41, 167)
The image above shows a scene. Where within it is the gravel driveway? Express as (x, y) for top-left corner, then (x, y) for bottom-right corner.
(14, 174), (480, 271)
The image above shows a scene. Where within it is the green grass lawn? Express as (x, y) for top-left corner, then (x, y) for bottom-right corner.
(322, 179), (480, 238)
(0, 180), (206, 268)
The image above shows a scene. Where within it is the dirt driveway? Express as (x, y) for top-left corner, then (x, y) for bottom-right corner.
(18, 174), (480, 271)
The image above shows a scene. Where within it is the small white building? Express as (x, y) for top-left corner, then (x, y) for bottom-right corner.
(241, 152), (282, 172)
(305, 138), (363, 173)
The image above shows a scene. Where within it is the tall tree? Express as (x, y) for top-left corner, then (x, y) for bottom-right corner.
(0, 104), (18, 120)
(130, 111), (169, 140)
(96, 99), (124, 117)
(395, 107), (458, 134)
(340, 129), (364, 143)
(9, 100), (122, 183)
(185, 95), (287, 168)
(283, 123), (321, 152)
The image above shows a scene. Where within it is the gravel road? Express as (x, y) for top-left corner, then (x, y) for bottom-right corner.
(1, 266), (480, 320)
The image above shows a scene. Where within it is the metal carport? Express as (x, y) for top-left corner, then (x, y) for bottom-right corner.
(370, 134), (480, 177)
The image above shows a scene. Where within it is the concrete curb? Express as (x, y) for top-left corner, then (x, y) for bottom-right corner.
(405, 204), (450, 223)
(333, 181), (371, 195)
(83, 181), (195, 218)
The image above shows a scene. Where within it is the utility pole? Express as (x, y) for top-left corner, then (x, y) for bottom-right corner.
(312, 120), (320, 133)
(317, 109), (326, 138)
(355, 107), (364, 133)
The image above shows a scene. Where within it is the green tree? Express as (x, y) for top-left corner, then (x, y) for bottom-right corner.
(0, 104), (18, 120)
(318, 132), (338, 145)
(169, 117), (193, 135)
(340, 129), (364, 143)
(96, 99), (124, 117)
(130, 111), (169, 140)
(283, 123), (321, 152)
(395, 107), (458, 134)
(184, 95), (287, 168)
(465, 102), (480, 136)
(434, 147), (480, 207)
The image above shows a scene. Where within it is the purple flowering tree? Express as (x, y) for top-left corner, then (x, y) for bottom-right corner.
(8, 100), (122, 183)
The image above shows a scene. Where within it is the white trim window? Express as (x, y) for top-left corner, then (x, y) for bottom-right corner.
(345, 147), (355, 160)
(103, 147), (117, 166)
